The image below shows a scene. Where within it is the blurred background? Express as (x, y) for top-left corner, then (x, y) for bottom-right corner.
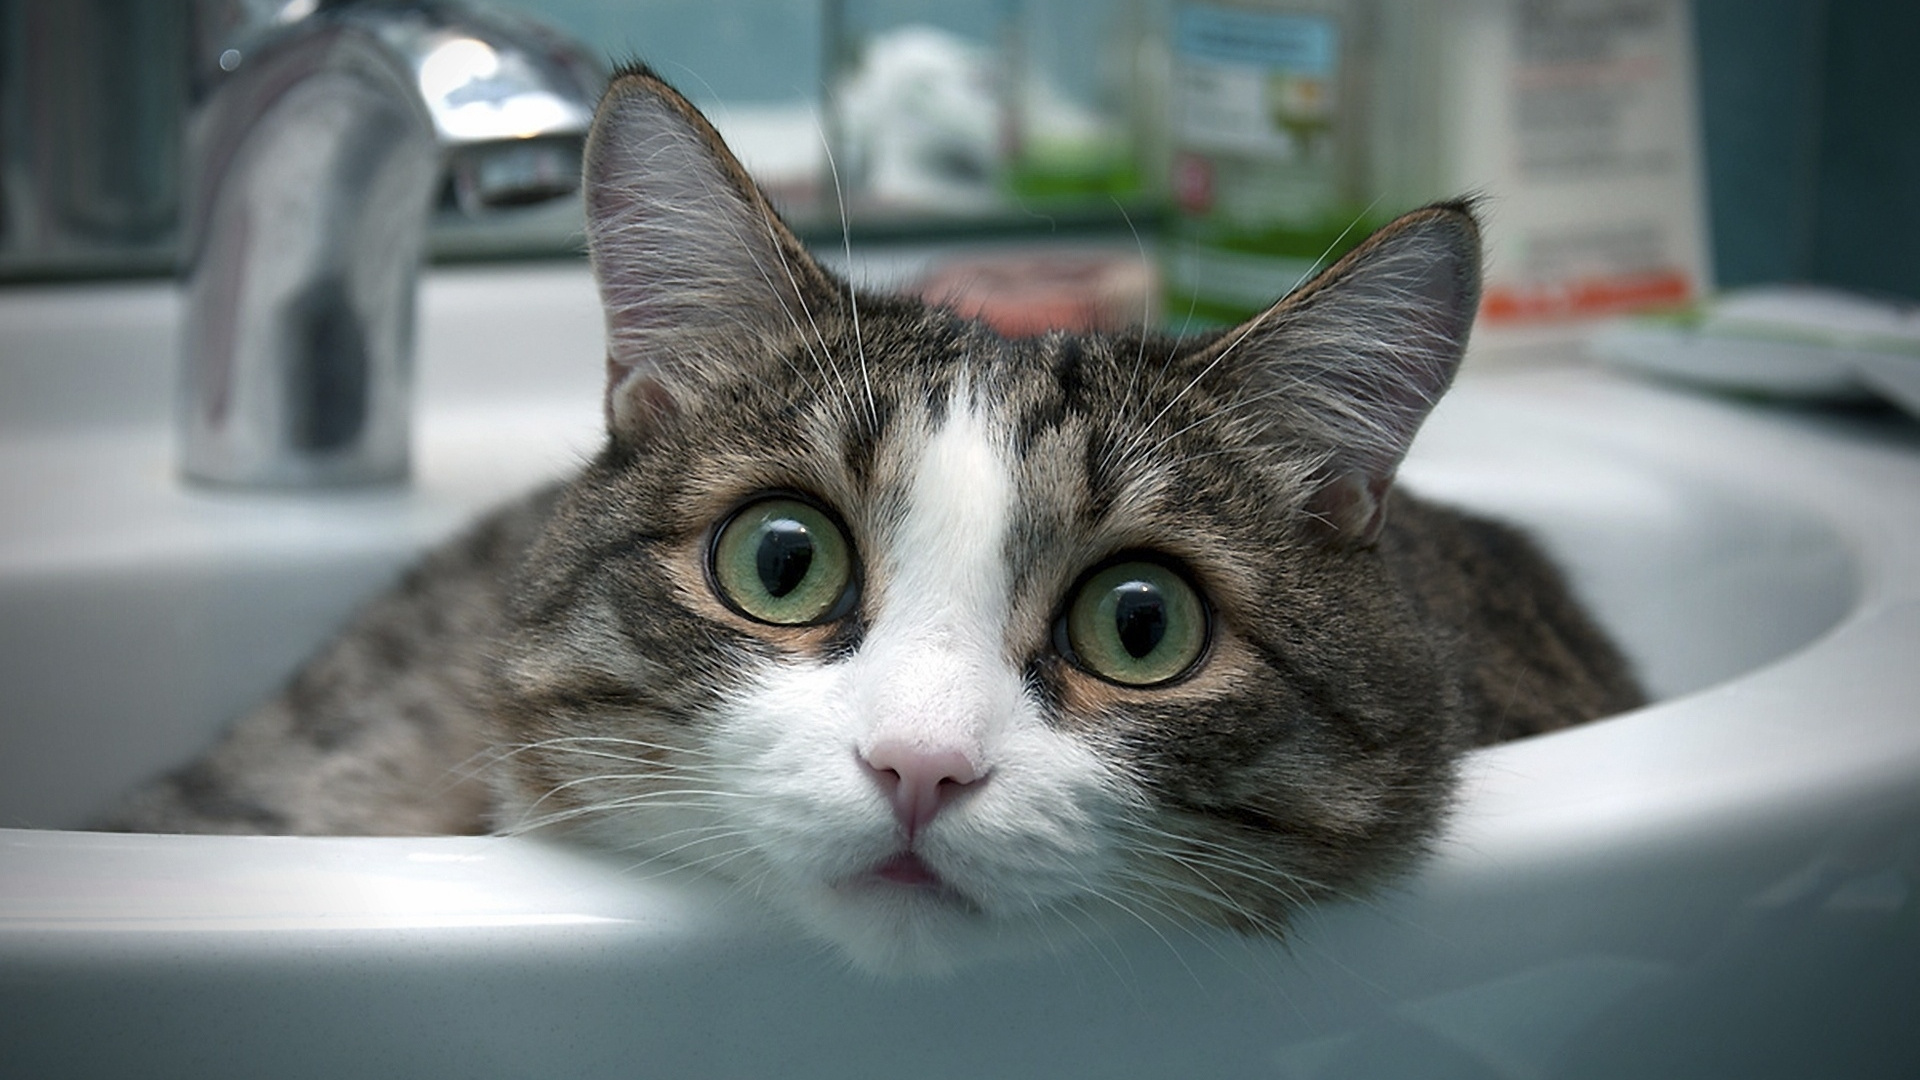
(1, 0), (1914, 333)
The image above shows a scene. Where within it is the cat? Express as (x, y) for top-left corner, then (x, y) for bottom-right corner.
(100, 67), (1643, 973)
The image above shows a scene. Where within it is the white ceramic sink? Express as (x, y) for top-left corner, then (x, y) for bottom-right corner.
(1, 265), (1916, 1079)
(0, 266), (604, 829)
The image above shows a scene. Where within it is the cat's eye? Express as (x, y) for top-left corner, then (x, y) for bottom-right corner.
(1057, 559), (1209, 687)
(709, 495), (859, 626)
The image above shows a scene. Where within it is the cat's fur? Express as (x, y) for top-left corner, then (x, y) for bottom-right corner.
(102, 68), (1642, 972)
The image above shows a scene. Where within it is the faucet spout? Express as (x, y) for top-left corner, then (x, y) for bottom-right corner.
(179, 1), (603, 488)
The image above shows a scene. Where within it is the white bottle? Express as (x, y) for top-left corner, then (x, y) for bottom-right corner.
(1433, 0), (1714, 363)
(1161, 0), (1713, 360)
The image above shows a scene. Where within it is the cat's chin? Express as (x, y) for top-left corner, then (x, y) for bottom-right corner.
(792, 863), (1051, 978)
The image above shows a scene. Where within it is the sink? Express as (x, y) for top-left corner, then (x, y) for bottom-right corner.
(1, 265), (1916, 1078)
(0, 265), (603, 830)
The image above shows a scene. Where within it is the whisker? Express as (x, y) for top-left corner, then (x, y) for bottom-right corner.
(1066, 876), (1208, 986)
(501, 733), (721, 758)
(818, 124), (878, 429)
(1287, 196), (1386, 296)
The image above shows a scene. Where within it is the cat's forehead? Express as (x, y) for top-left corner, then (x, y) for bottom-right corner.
(808, 322), (1137, 494)
(779, 318), (1279, 564)
(637, 305), (1289, 574)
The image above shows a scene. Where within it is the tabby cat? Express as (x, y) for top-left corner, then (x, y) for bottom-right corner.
(103, 68), (1642, 973)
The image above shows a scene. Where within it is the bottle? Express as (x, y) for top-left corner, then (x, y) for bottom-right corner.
(1161, 0), (1711, 356)
(1163, 0), (1382, 325)
(999, 0), (1163, 207)
(1441, 0), (1711, 363)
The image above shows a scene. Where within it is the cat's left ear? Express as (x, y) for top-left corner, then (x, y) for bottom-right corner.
(582, 67), (839, 442)
(1203, 203), (1481, 547)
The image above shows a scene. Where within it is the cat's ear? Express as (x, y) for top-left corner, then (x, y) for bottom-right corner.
(583, 67), (838, 441)
(1203, 204), (1481, 547)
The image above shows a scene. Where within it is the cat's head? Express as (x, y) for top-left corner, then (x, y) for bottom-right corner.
(492, 68), (1482, 973)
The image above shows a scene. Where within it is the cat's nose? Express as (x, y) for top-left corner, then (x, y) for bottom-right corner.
(861, 740), (986, 839)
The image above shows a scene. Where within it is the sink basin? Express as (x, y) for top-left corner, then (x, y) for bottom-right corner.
(0, 265), (604, 830)
(1, 264), (1916, 1078)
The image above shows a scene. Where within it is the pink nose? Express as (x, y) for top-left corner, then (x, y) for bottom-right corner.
(862, 740), (986, 839)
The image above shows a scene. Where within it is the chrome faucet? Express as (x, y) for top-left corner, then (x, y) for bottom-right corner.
(179, 0), (605, 488)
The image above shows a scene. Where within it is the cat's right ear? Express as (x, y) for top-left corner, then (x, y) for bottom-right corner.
(582, 67), (837, 442)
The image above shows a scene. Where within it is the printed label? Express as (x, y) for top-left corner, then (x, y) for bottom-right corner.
(1174, 6), (1340, 162)
(1176, 5), (1337, 70)
(1440, 0), (1711, 331)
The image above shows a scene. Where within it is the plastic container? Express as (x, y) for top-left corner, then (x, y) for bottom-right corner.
(1162, 0), (1440, 325)
(1159, 0), (1712, 353)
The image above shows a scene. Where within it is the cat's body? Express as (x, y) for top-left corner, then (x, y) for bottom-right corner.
(103, 69), (1641, 971)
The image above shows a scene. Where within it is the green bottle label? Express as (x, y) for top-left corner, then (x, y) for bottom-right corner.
(1166, 3), (1380, 325)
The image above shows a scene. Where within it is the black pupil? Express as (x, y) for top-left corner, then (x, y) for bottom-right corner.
(1112, 581), (1167, 659)
(756, 519), (815, 598)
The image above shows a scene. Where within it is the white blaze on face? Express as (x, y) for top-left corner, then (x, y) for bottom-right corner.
(851, 395), (1021, 767)
(707, 389), (1128, 973)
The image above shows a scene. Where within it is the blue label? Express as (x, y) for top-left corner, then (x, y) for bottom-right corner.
(1176, 5), (1339, 74)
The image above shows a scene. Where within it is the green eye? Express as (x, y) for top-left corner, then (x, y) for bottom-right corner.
(1059, 559), (1208, 686)
(710, 496), (858, 625)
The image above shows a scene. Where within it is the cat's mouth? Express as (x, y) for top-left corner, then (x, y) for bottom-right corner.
(846, 851), (979, 910)
(872, 851), (943, 888)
